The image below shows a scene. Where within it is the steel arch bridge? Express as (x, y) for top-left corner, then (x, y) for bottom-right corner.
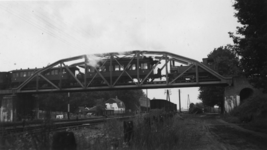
(2, 51), (232, 94)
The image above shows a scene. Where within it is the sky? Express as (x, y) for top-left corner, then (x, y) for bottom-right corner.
(0, 0), (240, 109)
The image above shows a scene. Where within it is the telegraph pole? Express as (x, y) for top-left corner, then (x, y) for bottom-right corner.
(187, 94), (190, 110)
(178, 89), (181, 113)
(165, 89), (171, 102)
(146, 89), (149, 112)
(68, 92), (70, 120)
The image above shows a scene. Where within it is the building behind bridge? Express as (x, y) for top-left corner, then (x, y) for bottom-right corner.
(105, 97), (125, 114)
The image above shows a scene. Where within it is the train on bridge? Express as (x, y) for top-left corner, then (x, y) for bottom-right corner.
(0, 56), (217, 90)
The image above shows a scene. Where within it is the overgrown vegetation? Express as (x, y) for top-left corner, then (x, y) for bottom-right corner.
(0, 111), (54, 150)
(227, 94), (267, 133)
(132, 115), (203, 150)
(189, 103), (203, 114)
(72, 111), (211, 150)
(2, 111), (236, 150)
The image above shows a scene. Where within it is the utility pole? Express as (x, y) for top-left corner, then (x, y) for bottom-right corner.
(187, 94), (190, 110)
(68, 92), (70, 120)
(146, 89), (148, 112)
(178, 89), (181, 113)
(165, 89), (171, 102)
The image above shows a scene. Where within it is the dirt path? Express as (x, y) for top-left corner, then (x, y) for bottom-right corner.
(196, 114), (267, 150)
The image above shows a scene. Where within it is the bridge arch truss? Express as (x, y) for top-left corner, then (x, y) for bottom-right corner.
(12, 51), (232, 93)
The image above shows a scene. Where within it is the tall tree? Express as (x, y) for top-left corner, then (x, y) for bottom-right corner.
(198, 46), (240, 113)
(37, 89), (144, 113)
(229, 0), (267, 92)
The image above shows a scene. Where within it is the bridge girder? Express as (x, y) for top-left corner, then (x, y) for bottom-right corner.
(2, 51), (232, 94)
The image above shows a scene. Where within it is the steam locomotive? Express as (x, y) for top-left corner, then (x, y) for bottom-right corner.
(75, 56), (162, 85)
(0, 57), (216, 90)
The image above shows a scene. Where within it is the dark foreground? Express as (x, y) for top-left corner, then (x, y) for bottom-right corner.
(1, 113), (267, 150)
(191, 113), (267, 150)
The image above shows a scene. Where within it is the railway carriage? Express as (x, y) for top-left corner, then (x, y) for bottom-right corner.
(0, 55), (217, 89)
(76, 56), (161, 86)
(10, 66), (79, 89)
(0, 72), (11, 89)
(150, 99), (177, 112)
(168, 58), (219, 83)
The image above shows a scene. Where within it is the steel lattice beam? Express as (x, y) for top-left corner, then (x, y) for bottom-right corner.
(3, 50), (232, 94)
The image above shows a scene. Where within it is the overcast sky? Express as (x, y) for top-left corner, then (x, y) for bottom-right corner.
(0, 0), (239, 109)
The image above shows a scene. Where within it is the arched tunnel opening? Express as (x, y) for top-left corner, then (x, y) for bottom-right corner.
(240, 88), (254, 103)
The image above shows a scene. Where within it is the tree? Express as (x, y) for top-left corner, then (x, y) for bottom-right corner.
(189, 103), (203, 114)
(94, 98), (106, 115)
(207, 45), (241, 76)
(229, 0), (267, 92)
(198, 46), (241, 113)
(38, 93), (68, 112)
(107, 90), (143, 112)
(198, 86), (224, 109)
(37, 89), (144, 113)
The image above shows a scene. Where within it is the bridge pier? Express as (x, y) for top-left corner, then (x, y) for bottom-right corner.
(224, 77), (261, 113)
(0, 94), (38, 122)
(0, 95), (17, 122)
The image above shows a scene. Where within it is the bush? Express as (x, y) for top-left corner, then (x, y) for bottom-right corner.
(131, 114), (205, 150)
(227, 94), (267, 134)
(189, 103), (203, 114)
(71, 111), (206, 150)
(0, 115), (54, 150)
(191, 107), (203, 114)
(230, 94), (267, 122)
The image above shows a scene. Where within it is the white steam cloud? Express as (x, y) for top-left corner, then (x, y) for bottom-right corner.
(86, 54), (103, 68)
(85, 51), (136, 67)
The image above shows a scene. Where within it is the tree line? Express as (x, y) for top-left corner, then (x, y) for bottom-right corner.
(36, 90), (145, 113)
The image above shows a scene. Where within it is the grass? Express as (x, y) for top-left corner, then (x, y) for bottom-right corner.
(1, 111), (234, 150)
(131, 115), (203, 150)
(0, 114), (54, 150)
(226, 94), (267, 134)
(72, 111), (218, 150)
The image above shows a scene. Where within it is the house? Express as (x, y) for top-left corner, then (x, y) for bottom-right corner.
(105, 96), (125, 114)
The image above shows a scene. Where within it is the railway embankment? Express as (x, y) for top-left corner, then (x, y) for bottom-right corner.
(71, 113), (212, 150)
(72, 112), (267, 150)
(223, 94), (267, 135)
(1, 112), (212, 150)
(1, 109), (267, 150)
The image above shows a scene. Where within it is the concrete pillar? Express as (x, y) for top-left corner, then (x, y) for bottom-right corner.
(224, 77), (259, 113)
(0, 95), (17, 122)
(224, 86), (237, 113)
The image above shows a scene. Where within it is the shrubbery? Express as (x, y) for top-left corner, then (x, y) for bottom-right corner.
(189, 103), (203, 114)
(73, 110), (206, 150)
(230, 94), (267, 122)
(228, 94), (267, 133)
